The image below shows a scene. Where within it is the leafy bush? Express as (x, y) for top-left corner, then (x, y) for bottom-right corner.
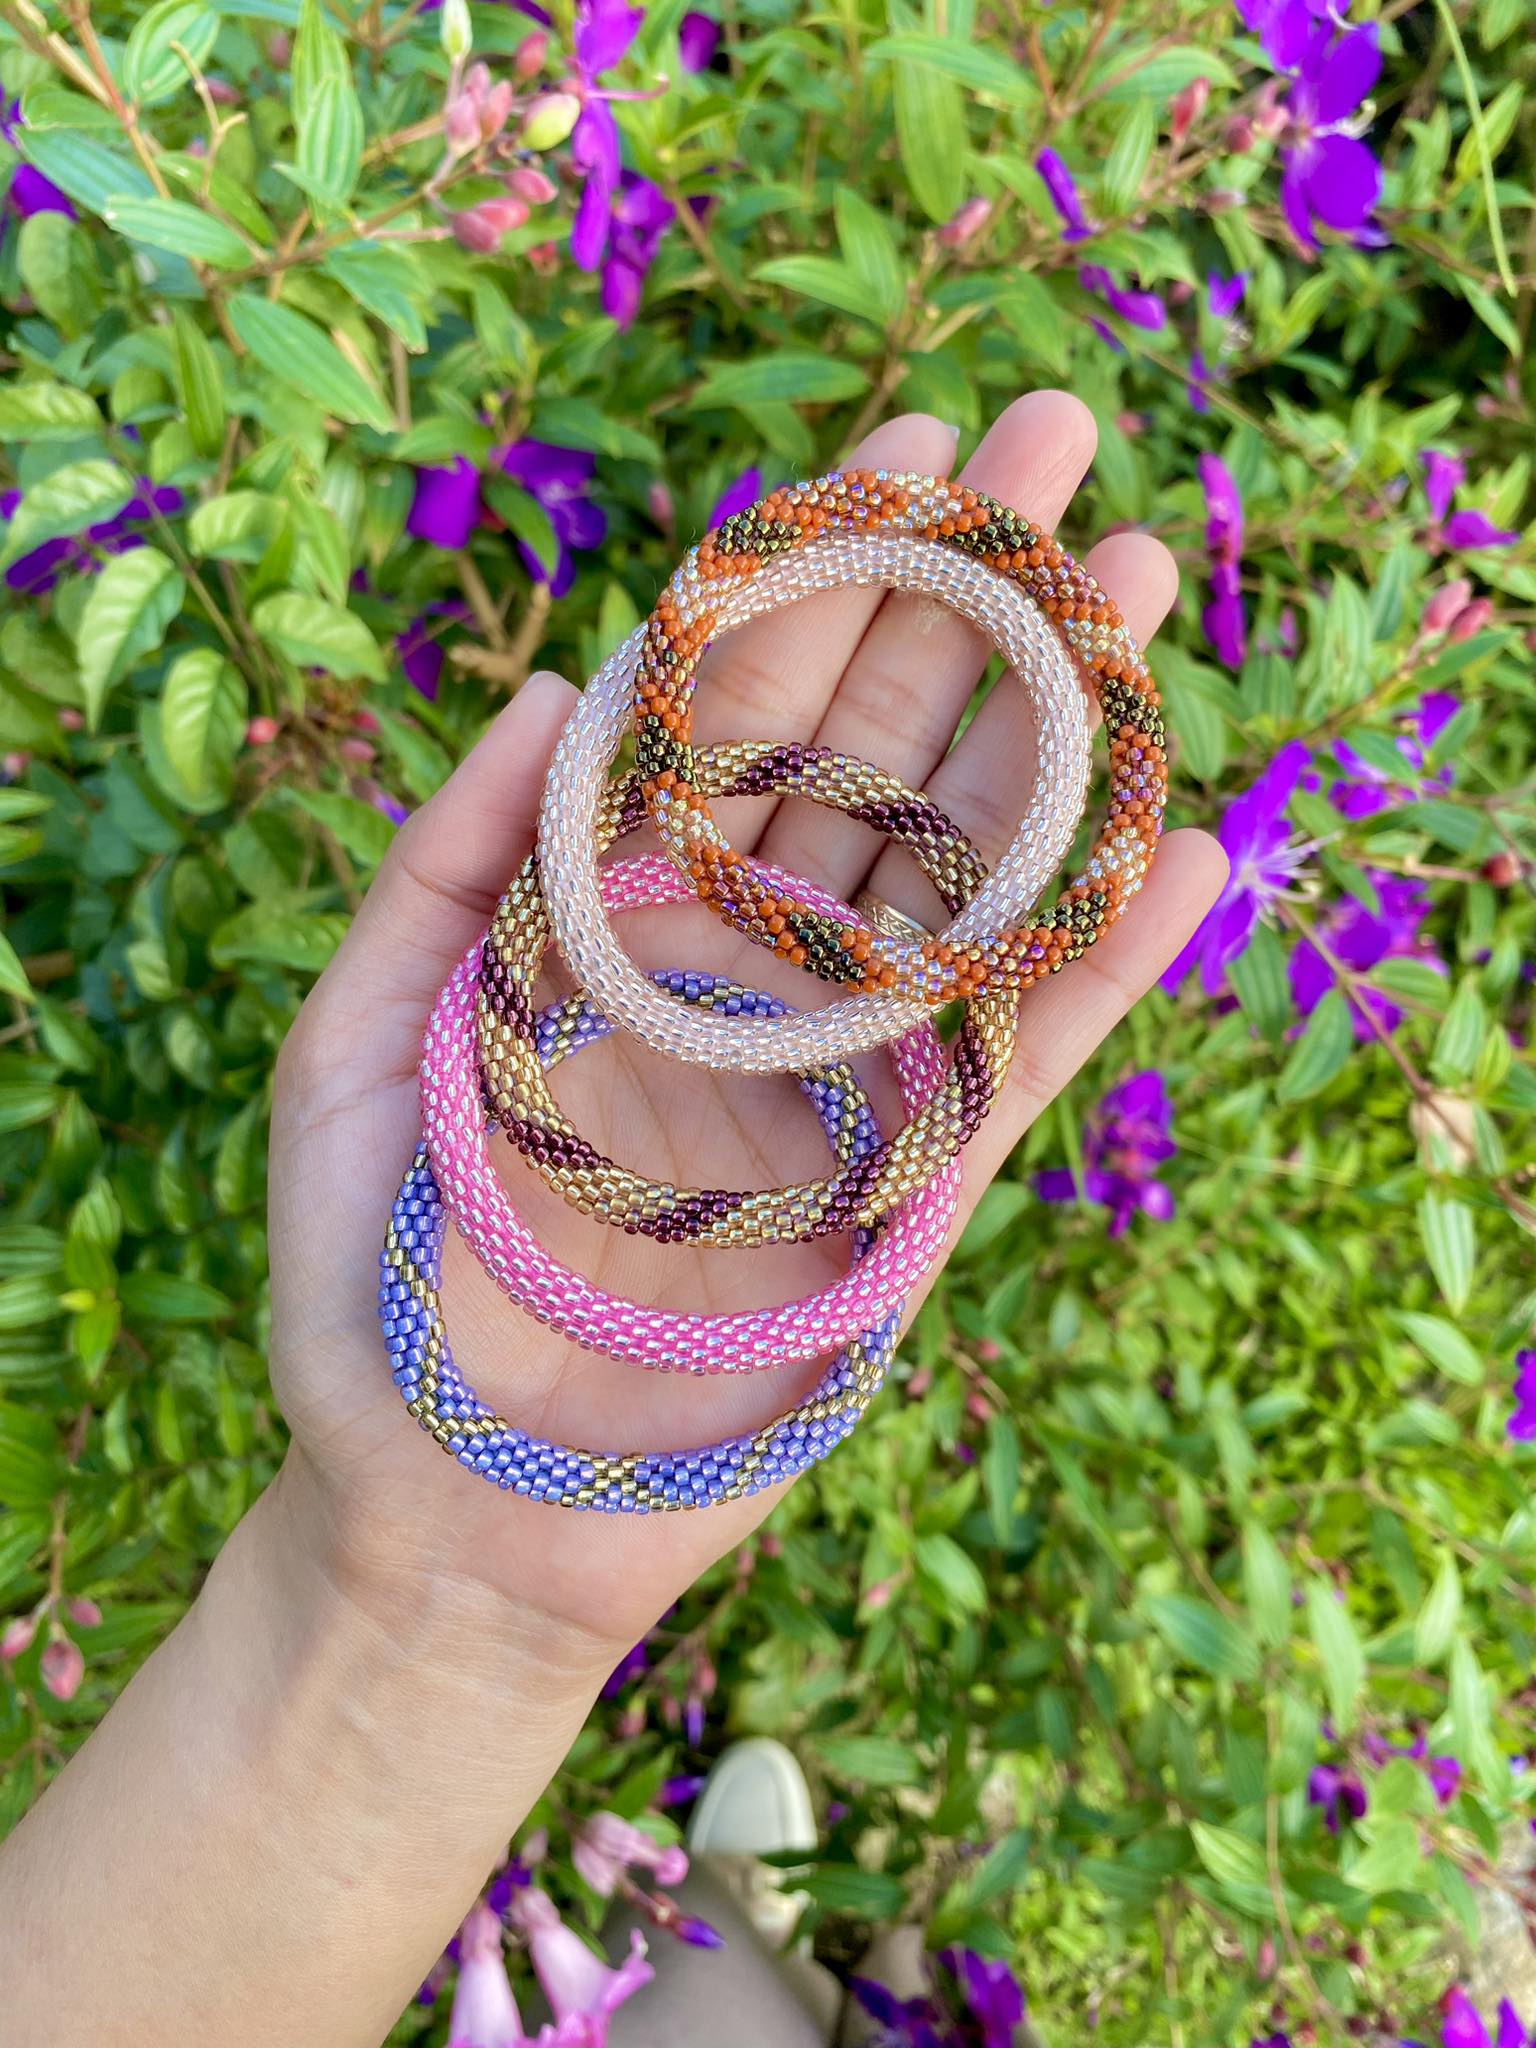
(0, 0), (1533, 2042)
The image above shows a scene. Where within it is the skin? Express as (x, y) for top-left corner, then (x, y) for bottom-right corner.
(0, 392), (1225, 2047)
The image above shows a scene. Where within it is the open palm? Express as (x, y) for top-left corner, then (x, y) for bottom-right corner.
(266, 391), (1225, 1664)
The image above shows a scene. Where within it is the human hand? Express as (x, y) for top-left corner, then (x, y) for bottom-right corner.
(268, 391), (1226, 1686)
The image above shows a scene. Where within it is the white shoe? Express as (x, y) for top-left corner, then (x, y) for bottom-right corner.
(687, 1738), (817, 1950)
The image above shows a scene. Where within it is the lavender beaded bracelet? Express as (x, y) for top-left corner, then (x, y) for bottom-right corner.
(381, 979), (902, 1511)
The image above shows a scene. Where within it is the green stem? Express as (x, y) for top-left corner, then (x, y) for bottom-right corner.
(1432, 0), (1518, 297)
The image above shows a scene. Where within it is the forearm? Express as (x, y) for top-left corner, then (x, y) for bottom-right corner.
(0, 1450), (615, 2048)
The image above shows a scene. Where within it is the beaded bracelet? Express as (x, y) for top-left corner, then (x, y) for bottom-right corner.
(480, 740), (1011, 1247)
(632, 469), (1167, 1007)
(424, 855), (960, 1374)
(538, 526), (1095, 1075)
(383, 983), (899, 1511)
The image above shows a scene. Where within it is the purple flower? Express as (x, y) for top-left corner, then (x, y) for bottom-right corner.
(1037, 1069), (1177, 1236)
(1207, 268), (1248, 319)
(1036, 146), (1092, 242)
(602, 1640), (648, 1697)
(1424, 449), (1520, 550)
(1276, 18), (1386, 249)
(397, 600), (473, 701)
(507, 1886), (654, 2042)
(943, 1949), (1027, 2048)
(1510, 1350), (1536, 1443)
(1289, 873), (1443, 1037)
(1161, 742), (1314, 996)
(678, 10), (720, 70)
(1188, 348), (1214, 413)
(1440, 1989), (1536, 2048)
(1307, 1762), (1367, 1832)
(495, 438), (607, 596)
(1198, 451), (1247, 669)
(599, 171), (675, 327)
(0, 476), (179, 593)
(7, 161), (75, 218)
(709, 466), (764, 526)
(407, 458), (483, 551)
(1080, 263), (1167, 331)
(446, 1902), (526, 2048)
(1326, 691), (1458, 818)
(572, 1811), (688, 1898)
(568, 0), (646, 274)
(1426, 1754), (1463, 1806)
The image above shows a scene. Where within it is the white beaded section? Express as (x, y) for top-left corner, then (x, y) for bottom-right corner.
(538, 529), (1093, 1074)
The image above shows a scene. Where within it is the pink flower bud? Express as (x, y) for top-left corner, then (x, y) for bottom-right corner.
(1170, 75), (1210, 147)
(205, 76), (240, 105)
(1, 1613), (38, 1660)
(864, 1578), (895, 1610)
(520, 91), (581, 151)
(444, 91), (482, 150)
(352, 707), (380, 733)
(617, 1704), (645, 1739)
(1115, 411), (1147, 437)
(481, 80), (515, 139)
(66, 1597), (102, 1627)
(647, 480), (675, 531)
(246, 715), (280, 746)
(269, 28), (291, 64)
(906, 1364), (933, 1398)
(40, 1636), (84, 1702)
(528, 241), (560, 275)
(1253, 81), (1288, 140)
(1421, 577), (1472, 635)
(937, 196), (992, 248)
(1168, 279), (1194, 306)
(1482, 851), (1521, 887)
(508, 164), (558, 205)
(1223, 113), (1254, 153)
(452, 197), (529, 251)
(966, 1390), (992, 1422)
(759, 1532), (782, 1559)
(521, 1826), (549, 1866)
(975, 1338), (1003, 1363)
(3, 752), (30, 779)
(514, 30), (549, 78)
(338, 736), (375, 763)
(57, 706), (84, 731)
(1447, 596), (1494, 641)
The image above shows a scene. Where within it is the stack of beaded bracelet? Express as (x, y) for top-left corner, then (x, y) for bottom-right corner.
(378, 469), (1169, 1510)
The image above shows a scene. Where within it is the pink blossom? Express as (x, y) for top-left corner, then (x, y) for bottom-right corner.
(449, 1904), (527, 2048)
(572, 1812), (689, 1897)
(40, 1636), (84, 1702)
(1, 1613), (38, 1660)
(509, 1887), (653, 2043)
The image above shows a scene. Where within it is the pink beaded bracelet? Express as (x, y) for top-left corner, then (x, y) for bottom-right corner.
(422, 853), (961, 1375)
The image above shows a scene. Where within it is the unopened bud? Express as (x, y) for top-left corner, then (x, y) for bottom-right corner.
(452, 196), (529, 250)
(1253, 81), (1288, 140)
(527, 240), (560, 275)
(1447, 595), (1494, 642)
(975, 1337), (1003, 1363)
(507, 164), (558, 205)
(1, 1613), (38, 1660)
(445, 91), (481, 150)
(937, 195), (991, 248)
(1223, 113), (1254, 152)
(617, 1704), (645, 1738)
(514, 30), (549, 79)
(521, 91), (581, 151)
(268, 28), (291, 65)
(647, 480), (675, 531)
(246, 715), (280, 746)
(40, 1635), (85, 1702)
(205, 75), (240, 106)
(1482, 851), (1522, 887)
(1170, 75), (1210, 146)
(863, 1578), (895, 1611)
(966, 1390), (992, 1422)
(1421, 576), (1472, 636)
(58, 706), (84, 731)
(905, 1364), (932, 1398)
(439, 0), (472, 62)
(352, 707), (380, 733)
(481, 80), (515, 140)
(66, 1597), (102, 1627)
(338, 736), (375, 763)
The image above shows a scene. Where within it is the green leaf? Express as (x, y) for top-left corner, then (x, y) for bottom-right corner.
(229, 294), (393, 432)
(297, 72), (364, 205)
(18, 211), (96, 334)
(483, 476), (562, 580)
(158, 649), (246, 801)
(1241, 1521), (1292, 1649)
(1276, 987), (1353, 1102)
(1143, 1594), (1260, 1682)
(892, 47), (966, 223)
(817, 1735), (926, 1787)
(324, 244), (430, 353)
(754, 254), (887, 323)
(834, 190), (906, 324)
(291, 0), (350, 124)
(119, 1271), (232, 1321)
(1417, 1191), (1476, 1314)
(984, 1415), (1021, 1545)
(867, 34), (1035, 103)
(372, 708), (452, 803)
(1346, 1814), (1425, 1893)
(1226, 923), (1291, 1043)
(1189, 1821), (1267, 1893)
(1413, 1552), (1462, 1668)
(1101, 97), (1157, 216)
(187, 491), (286, 562)
(18, 131), (156, 219)
(799, 1867), (908, 1917)
(288, 787), (397, 867)
(171, 308), (227, 458)
(915, 1532), (988, 1614)
(1098, 47), (1238, 100)
(75, 548), (185, 726)
(0, 928), (32, 1002)
(0, 382), (102, 440)
(210, 901), (351, 972)
(1306, 1583), (1365, 1733)
(108, 198), (252, 268)
(122, 1), (219, 103)
(692, 355), (870, 409)
(1396, 1310), (1483, 1386)
(1431, 981), (1486, 1084)
(0, 459), (131, 567)
(251, 591), (385, 680)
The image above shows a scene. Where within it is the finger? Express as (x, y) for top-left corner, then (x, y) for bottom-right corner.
(856, 528), (1180, 931)
(691, 412), (960, 849)
(290, 669), (578, 1090)
(930, 828), (1227, 1250)
(752, 390), (1099, 894)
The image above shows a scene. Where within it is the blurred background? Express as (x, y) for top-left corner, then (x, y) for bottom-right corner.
(0, 0), (1532, 2041)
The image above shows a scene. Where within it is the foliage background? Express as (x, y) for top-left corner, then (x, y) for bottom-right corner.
(0, 0), (1533, 2042)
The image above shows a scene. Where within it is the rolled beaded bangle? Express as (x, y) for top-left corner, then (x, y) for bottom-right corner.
(632, 469), (1167, 1007)
(384, 986), (900, 1511)
(538, 526), (1095, 1075)
(424, 854), (960, 1374)
(479, 741), (1010, 1247)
